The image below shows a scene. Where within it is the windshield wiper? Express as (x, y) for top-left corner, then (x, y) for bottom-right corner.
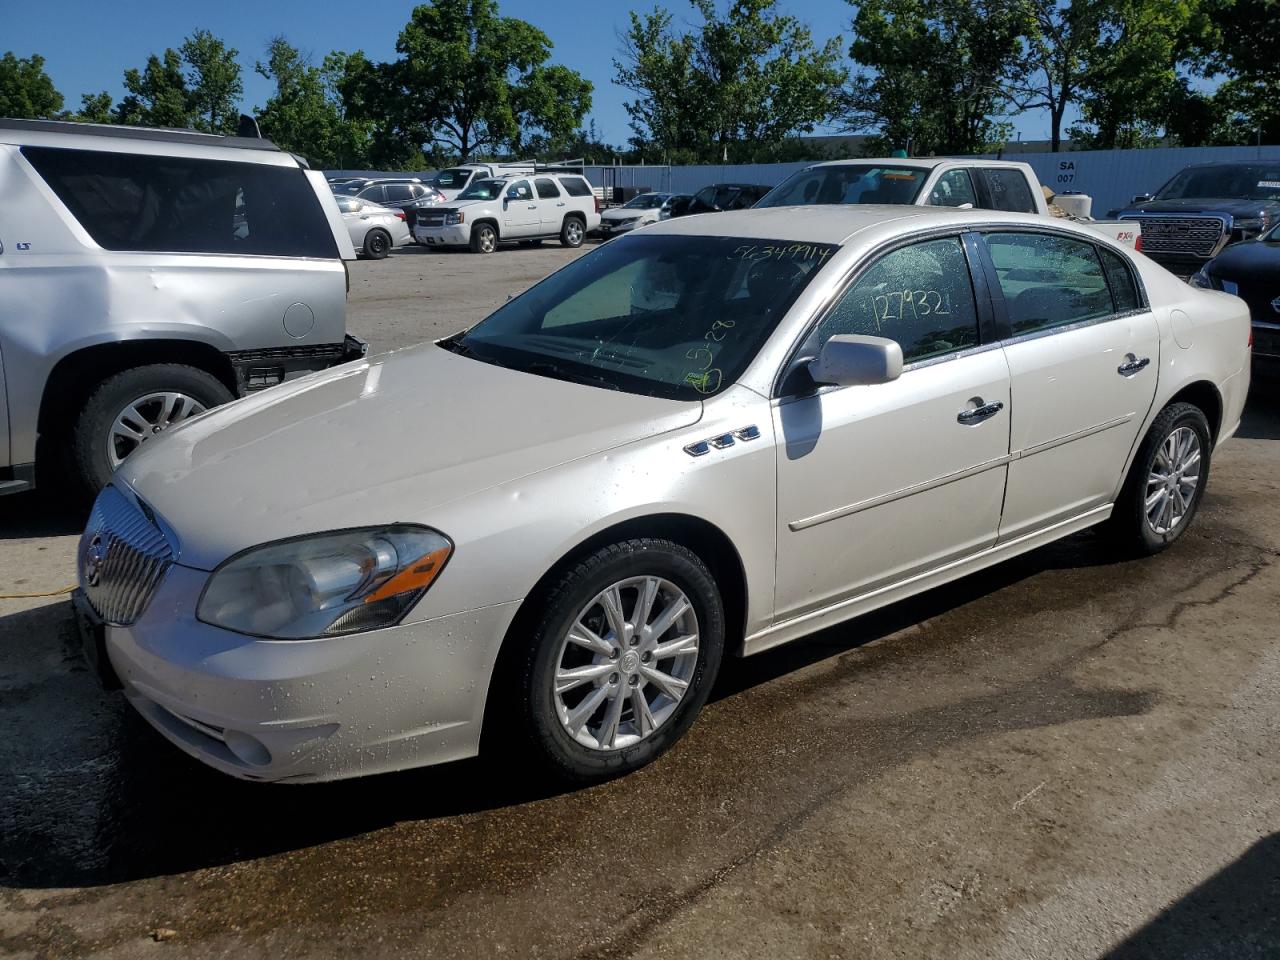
(516, 360), (622, 391)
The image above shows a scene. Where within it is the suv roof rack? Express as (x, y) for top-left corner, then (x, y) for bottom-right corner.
(0, 117), (282, 152)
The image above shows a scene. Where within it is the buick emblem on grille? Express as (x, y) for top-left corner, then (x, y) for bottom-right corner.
(82, 533), (106, 588)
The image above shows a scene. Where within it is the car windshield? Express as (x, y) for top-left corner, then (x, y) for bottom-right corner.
(623, 193), (668, 209)
(433, 168), (473, 189)
(457, 179), (506, 201)
(1155, 165), (1280, 201)
(450, 233), (838, 400)
(755, 165), (928, 207)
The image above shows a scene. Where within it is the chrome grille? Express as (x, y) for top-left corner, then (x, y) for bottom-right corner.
(78, 486), (174, 625)
(1122, 215), (1227, 258)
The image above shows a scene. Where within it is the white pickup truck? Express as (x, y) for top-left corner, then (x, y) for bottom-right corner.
(429, 161), (537, 200)
(755, 158), (1142, 249)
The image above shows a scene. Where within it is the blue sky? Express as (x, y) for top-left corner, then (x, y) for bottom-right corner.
(6, 0), (1064, 145)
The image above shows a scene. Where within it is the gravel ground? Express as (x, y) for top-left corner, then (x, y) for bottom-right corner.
(1, 244), (1277, 959)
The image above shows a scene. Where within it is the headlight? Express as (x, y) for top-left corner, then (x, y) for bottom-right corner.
(1188, 267), (1213, 289)
(445, 211), (465, 225)
(197, 526), (452, 640)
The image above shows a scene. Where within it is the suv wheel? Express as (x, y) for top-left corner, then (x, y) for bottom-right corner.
(560, 216), (585, 248)
(470, 223), (497, 254)
(515, 538), (725, 782)
(363, 227), (392, 260)
(73, 364), (235, 495)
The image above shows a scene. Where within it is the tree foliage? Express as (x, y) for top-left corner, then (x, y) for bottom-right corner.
(255, 39), (371, 167)
(846, 0), (1031, 156)
(1006, 0), (1101, 151)
(0, 52), (64, 119)
(615, 0), (846, 163)
(1182, 0), (1280, 143)
(346, 0), (592, 162)
(115, 34), (243, 133)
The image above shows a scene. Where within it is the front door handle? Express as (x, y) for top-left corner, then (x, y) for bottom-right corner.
(1117, 356), (1150, 377)
(528, 204), (538, 210)
(557, 202), (566, 207)
(957, 399), (1004, 425)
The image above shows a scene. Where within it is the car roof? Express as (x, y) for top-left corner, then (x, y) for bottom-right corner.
(805, 157), (1030, 171)
(640, 204), (1056, 245)
(0, 117), (283, 153)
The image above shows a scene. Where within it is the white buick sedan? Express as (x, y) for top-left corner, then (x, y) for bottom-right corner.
(75, 206), (1251, 784)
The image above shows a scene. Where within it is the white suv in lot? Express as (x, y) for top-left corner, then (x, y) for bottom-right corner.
(0, 118), (361, 496)
(413, 173), (601, 253)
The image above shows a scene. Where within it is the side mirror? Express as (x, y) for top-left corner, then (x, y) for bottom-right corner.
(809, 335), (903, 387)
(1131, 194), (1153, 205)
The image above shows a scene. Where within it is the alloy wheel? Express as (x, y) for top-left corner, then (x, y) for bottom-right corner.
(566, 220), (584, 244)
(108, 392), (207, 469)
(1145, 425), (1201, 535)
(478, 228), (496, 253)
(553, 575), (700, 751)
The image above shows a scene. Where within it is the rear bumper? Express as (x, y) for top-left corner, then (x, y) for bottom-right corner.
(227, 336), (368, 394)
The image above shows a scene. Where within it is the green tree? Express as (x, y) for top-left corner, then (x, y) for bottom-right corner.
(255, 38), (370, 167)
(1184, 0), (1280, 144)
(73, 91), (116, 124)
(116, 49), (193, 128)
(351, 0), (593, 163)
(180, 30), (243, 134)
(1007, 0), (1100, 151)
(0, 52), (64, 119)
(846, 0), (1031, 156)
(615, 0), (846, 164)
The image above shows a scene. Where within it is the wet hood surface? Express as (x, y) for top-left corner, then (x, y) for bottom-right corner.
(119, 343), (702, 570)
(1120, 197), (1278, 219)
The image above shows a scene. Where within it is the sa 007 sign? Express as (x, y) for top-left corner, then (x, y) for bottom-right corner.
(1055, 160), (1076, 186)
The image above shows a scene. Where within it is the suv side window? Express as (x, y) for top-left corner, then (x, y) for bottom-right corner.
(815, 236), (980, 364)
(506, 179), (533, 200)
(559, 177), (593, 197)
(384, 184), (414, 202)
(979, 169), (1036, 213)
(535, 177), (561, 200)
(356, 185), (385, 201)
(983, 232), (1113, 335)
(928, 169), (977, 207)
(1099, 247), (1141, 312)
(22, 146), (339, 258)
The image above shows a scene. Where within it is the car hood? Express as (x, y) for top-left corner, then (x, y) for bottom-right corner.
(119, 344), (703, 570)
(602, 209), (645, 221)
(1208, 238), (1280, 282)
(1120, 197), (1276, 220)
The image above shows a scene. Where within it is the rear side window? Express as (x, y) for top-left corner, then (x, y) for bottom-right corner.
(535, 177), (561, 199)
(559, 177), (593, 198)
(23, 146), (339, 258)
(928, 169), (978, 207)
(815, 236), (980, 363)
(384, 183), (414, 202)
(984, 232), (1113, 335)
(1099, 248), (1141, 312)
(979, 169), (1037, 213)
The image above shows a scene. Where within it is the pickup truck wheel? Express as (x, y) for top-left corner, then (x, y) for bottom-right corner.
(1107, 402), (1212, 556)
(363, 228), (391, 260)
(515, 538), (725, 782)
(560, 216), (585, 248)
(470, 223), (497, 254)
(73, 364), (234, 495)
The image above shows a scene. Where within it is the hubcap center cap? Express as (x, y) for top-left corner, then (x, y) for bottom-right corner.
(619, 651), (640, 674)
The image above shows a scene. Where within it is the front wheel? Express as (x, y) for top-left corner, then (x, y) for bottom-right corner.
(1108, 402), (1212, 556)
(560, 216), (585, 248)
(72, 364), (234, 495)
(470, 223), (497, 254)
(363, 227), (391, 259)
(518, 539), (725, 782)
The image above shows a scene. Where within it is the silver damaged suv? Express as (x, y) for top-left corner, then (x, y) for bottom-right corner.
(0, 118), (363, 496)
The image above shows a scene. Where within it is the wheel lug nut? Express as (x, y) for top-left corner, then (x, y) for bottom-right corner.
(610, 673), (619, 684)
(628, 675), (639, 686)
(641, 651), (650, 662)
(610, 649), (620, 659)
(629, 636), (640, 646)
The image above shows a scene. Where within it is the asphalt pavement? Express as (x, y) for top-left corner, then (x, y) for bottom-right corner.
(1, 243), (1277, 959)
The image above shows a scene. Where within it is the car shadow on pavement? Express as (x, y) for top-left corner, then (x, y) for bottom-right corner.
(1102, 833), (1280, 958)
(1237, 383), (1280, 440)
(0, 489), (87, 540)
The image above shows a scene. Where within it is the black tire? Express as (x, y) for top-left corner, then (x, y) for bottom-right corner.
(363, 227), (391, 260)
(560, 215), (586, 248)
(470, 222), (497, 254)
(72, 364), (234, 496)
(516, 538), (725, 782)
(1107, 402), (1213, 556)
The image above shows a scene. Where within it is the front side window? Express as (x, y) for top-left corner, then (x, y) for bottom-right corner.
(983, 232), (1113, 335)
(756, 165), (927, 208)
(928, 169), (978, 208)
(813, 237), (979, 364)
(979, 169), (1037, 213)
(454, 234), (838, 399)
(506, 179), (533, 200)
(23, 146), (339, 258)
(535, 177), (561, 200)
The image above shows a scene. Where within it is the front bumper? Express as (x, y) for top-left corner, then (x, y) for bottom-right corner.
(1252, 321), (1280, 375)
(101, 564), (520, 782)
(414, 225), (470, 246)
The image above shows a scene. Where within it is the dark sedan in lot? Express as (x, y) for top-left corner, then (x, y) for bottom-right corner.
(1191, 219), (1280, 376)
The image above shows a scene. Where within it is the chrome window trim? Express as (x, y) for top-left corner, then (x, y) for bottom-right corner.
(998, 307), (1154, 349)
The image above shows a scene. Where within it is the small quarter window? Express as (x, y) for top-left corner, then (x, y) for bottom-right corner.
(1099, 247), (1141, 312)
(815, 236), (980, 364)
(559, 177), (593, 197)
(984, 232), (1113, 335)
(535, 177), (561, 199)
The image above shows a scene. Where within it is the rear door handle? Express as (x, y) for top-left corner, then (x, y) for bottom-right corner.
(527, 204), (538, 210)
(957, 400), (1004, 425)
(1117, 356), (1150, 377)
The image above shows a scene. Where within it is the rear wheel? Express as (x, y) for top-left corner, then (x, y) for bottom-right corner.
(516, 539), (725, 782)
(560, 216), (585, 248)
(363, 227), (391, 259)
(470, 223), (497, 254)
(72, 364), (234, 495)
(1108, 402), (1212, 556)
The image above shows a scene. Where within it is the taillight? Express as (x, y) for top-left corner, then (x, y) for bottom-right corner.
(594, 196), (601, 214)
(1134, 235), (1143, 252)
(395, 210), (406, 220)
